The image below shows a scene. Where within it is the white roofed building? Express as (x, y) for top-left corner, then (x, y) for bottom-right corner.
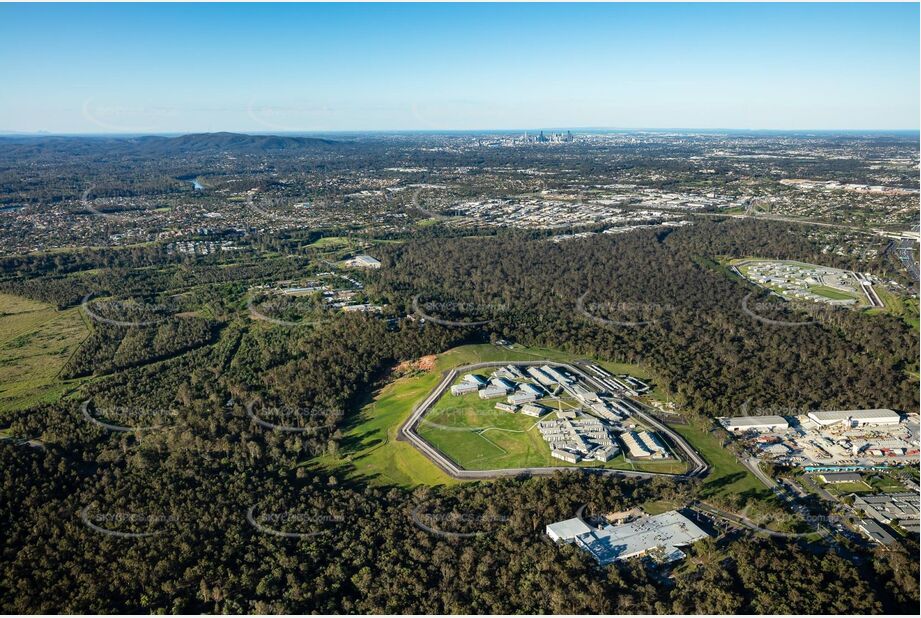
(807, 409), (901, 427)
(721, 416), (790, 432)
(546, 517), (592, 543)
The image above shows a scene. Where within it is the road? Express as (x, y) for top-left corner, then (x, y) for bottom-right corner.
(398, 360), (707, 481)
(893, 237), (920, 282)
(689, 501), (820, 540)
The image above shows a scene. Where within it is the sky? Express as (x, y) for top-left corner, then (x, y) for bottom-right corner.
(0, 2), (918, 134)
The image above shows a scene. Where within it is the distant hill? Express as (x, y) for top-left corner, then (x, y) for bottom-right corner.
(0, 132), (339, 158)
(130, 132), (338, 154)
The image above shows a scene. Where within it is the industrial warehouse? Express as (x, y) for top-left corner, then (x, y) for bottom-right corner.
(718, 409), (919, 468)
(546, 510), (710, 565)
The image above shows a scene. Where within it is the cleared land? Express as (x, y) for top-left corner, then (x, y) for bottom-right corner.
(0, 292), (89, 413)
(668, 422), (772, 502)
(807, 284), (856, 301)
(309, 343), (675, 487)
(870, 286), (919, 331)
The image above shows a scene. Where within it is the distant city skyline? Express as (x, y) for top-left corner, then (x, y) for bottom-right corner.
(1, 2), (918, 134)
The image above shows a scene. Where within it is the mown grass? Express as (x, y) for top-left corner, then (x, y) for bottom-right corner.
(418, 375), (687, 474)
(0, 292), (90, 414)
(807, 284), (859, 302)
(872, 286), (919, 331)
(309, 343), (679, 487)
(668, 421), (771, 501)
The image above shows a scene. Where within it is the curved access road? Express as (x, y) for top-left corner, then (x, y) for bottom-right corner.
(689, 501), (822, 540)
(398, 360), (707, 481)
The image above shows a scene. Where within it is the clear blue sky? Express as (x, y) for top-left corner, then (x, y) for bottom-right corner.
(1, 2), (918, 133)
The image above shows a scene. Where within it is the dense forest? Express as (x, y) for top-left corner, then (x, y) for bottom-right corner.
(372, 219), (918, 417)
(1, 216), (918, 613)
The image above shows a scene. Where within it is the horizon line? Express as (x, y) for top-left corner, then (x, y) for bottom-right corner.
(1, 127), (919, 138)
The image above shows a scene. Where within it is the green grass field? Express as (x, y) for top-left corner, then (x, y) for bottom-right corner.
(823, 480), (873, 495)
(309, 343), (683, 487)
(0, 292), (90, 413)
(668, 422), (772, 501)
(807, 284), (859, 302)
(417, 375), (687, 474)
(871, 286), (919, 331)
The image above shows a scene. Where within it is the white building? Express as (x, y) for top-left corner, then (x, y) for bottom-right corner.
(593, 445), (620, 462)
(508, 392), (537, 405)
(721, 416), (790, 432)
(345, 254), (381, 269)
(479, 385), (508, 400)
(551, 449), (580, 464)
(526, 366), (557, 387)
(463, 374), (487, 386)
(807, 409), (901, 427)
(521, 403), (549, 417)
(545, 517), (592, 543)
(548, 511), (709, 565)
(450, 382), (479, 396)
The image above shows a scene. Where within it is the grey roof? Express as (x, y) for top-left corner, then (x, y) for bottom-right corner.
(857, 519), (897, 546)
(574, 510), (709, 565)
(819, 472), (863, 483)
(808, 409), (900, 423)
(546, 517), (592, 541)
(722, 415), (789, 429)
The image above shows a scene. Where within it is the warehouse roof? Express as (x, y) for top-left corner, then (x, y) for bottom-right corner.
(819, 472), (863, 483)
(722, 415), (789, 429)
(807, 409), (900, 424)
(546, 518), (592, 542)
(575, 510), (709, 565)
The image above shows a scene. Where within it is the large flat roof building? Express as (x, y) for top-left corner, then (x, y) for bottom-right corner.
(546, 517), (592, 543)
(856, 519), (897, 546)
(346, 254), (381, 269)
(561, 510), (709, 565)
(526, 366), (557, 387)
(450, 382), (479, 396)
(507, 392), (537, 405)
(807, 409), (901, 427)
(721, 416), (790, 432)
(479, 385), (509, 400)
(551, 449), (580, 464)
(853, 493), (920, 524)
